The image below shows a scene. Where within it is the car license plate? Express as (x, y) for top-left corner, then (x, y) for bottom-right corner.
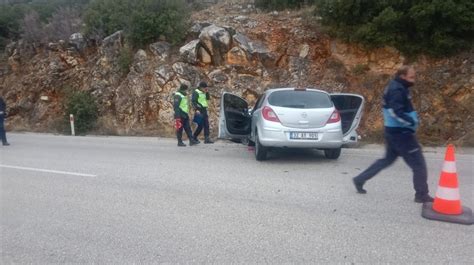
(289, 132), (318, 140)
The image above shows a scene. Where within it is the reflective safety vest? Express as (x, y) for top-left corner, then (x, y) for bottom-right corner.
(175, 92), (189, 114)
(383, 109), (419, 131)
(195, 89), (208, 108)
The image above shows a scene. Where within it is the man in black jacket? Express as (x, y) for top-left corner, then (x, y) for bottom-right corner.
(0, 97), (10, 146)
(352, 66), (433, 203)
(192, 82), (213, 144)
(174, 84), (199, 147)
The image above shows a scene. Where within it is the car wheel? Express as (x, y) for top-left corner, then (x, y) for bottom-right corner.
(255, 131), (267, 161)
(324, 148), (341, 159)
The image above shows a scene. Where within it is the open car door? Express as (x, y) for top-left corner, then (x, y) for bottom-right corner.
(330, 94), (365, 145)
(218, 92), (251, 140)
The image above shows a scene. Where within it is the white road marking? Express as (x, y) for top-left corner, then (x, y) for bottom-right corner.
(0, 164), (97, 177)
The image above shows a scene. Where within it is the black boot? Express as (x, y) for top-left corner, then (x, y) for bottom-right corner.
(190, 139), (199, 146)
(2, 142), (9, 146)
(414, 194), (434, 203)
(204, 138), (214, 144)
(352, 178), (367, 194)
(177, 141), (186, 147)
(193, 137), (201, 144)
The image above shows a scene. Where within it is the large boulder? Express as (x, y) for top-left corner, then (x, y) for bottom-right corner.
(198, 47), (212, 64)
(100, 31), (124, 58)
(199, 25), (232, 66)
(69, 33), (86, 52)
(233, 33), (252, 53)
(179, 39), (200, 65)
(189, 22), (212, 38)
(232, 33), (274, 67)
(250, 41), (275, 68)
(149, 41), (171, 61)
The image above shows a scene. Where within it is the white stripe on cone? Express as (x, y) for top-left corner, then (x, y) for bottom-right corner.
(435, 186), (460, 201)
(442, 161), (457, 174)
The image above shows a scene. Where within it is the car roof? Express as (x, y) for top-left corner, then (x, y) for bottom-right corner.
(264, 87), (329, 95)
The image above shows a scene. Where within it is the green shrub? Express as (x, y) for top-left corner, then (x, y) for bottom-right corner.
(84, 0), (189, 47)
(0, 0), (90, 50)
(65, 91), (98, 135)
(29, 0), (90, 22)
(0, 4), (28, 49)
(315, 0), (474, 57)
(118, 46), (133, 75)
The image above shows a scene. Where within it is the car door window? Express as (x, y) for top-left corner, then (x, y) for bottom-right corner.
(252, 95), (265, 114)
(223, 94), (251, 135)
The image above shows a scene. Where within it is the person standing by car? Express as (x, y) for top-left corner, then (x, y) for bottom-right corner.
(0, 96), (10, 146)
(174, 84), (199, 147)
(352, 65), (434, 203)
(192, 81), (213, 144)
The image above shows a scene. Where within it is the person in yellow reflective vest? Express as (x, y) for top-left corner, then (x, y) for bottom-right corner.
(174, 84), (199, 147)
(192, 82), (213, 144)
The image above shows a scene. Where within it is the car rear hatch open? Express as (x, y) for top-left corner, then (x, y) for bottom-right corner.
(330, 93), (365, 143)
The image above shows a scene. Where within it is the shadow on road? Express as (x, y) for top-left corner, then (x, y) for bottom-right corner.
(264, 148), (330, 163)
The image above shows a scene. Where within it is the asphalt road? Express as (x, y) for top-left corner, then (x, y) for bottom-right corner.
(1, 133), (473, 263)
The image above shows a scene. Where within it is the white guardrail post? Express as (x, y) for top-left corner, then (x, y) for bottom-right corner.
(70, 114), (75, 136)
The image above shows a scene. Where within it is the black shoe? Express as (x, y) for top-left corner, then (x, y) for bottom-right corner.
(414, 194), (434, 203)
(194, 137), (201, 144)
(204, 138), (214, 144)
(353, 178), (367, 194)
(2, 142), (10, 146)
(190, 139), (199, 146)
(177, 142), (186, 147)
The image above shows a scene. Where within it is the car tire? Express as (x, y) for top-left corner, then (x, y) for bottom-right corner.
(255, 131), (267, 161)
(324, 148), (341, 159)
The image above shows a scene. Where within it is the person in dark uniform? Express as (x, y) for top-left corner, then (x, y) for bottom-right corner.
(352, 65), (433, 203)
(174, 84), (199, 147)
(0, 97), (9, 146)
(192, 81), (213, 144)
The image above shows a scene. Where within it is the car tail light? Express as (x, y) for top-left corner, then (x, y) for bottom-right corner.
(262, 106), (280, 123)
(327, 110), (341, 124)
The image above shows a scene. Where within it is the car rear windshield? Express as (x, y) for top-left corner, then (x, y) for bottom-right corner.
(268, 90), (333, 109)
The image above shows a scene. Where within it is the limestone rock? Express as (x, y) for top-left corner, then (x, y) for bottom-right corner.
(179, 39), (200, 65)
(199, 25), (232, 66)
(69, 33), (86, 52)
(227, 47), (249, 65)
(149, 41), (171, 61)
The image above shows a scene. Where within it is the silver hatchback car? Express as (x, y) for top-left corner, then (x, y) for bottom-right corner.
(218, 88), (365, 160)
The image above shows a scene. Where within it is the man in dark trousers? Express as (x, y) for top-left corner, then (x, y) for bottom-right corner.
(192, 81), (213, 144)
(174, 84), (199, 147)
(0, 97), (10, 146)
(352, 65), (433, 203)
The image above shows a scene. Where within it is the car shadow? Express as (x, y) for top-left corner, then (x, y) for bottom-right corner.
(265, 148), (330, 163)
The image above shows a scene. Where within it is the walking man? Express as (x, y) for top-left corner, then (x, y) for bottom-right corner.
(192, 81), (213, 144)
(174, 84), (199, 147)
(352, 65), (433, 203)
(0, 97), (10, 146)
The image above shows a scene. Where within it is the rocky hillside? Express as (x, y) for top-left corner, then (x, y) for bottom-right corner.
(0, 2), (473, 146)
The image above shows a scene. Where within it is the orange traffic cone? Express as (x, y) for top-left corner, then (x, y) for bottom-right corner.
(432, 144), (462, 215)
(421, 144), (474, 225)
